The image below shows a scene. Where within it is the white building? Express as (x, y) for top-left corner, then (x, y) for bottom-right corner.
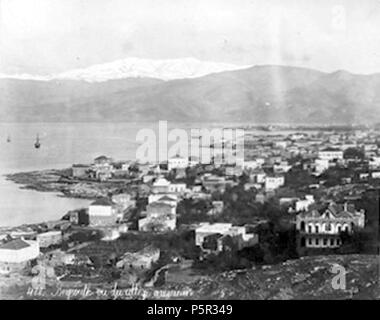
(371, 171), (380, 179)
(151, 177), (171, 194)
(315, 158), (329, 174)
(139, 201), (177, 232)
(121, 163), (130, 171)
(168, 156), (189, 171)
(195, 223), (232, 247)
(36, 231), (62, 248)
(116, 246), (160, 270)
(364, 144), (378, 152)
(92, 156), (115, 181)
(89, 198), (116, 216)
(250, 170), (266, 184)
(265, 175), (285, 191)
(195, 223), (258, 252)
(295, 195), (315, 212)
(168, 183), (187, 194)
(0, 239), (40, 264)
(88, 198), (117, 226)
(274, 141), (288, 149)
(296, 202), (365, 250)
(318, 148), (344, 161)
(369, 157), (380, 169)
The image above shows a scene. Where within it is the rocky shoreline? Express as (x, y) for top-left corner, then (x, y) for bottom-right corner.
(5, 169), (130, 200)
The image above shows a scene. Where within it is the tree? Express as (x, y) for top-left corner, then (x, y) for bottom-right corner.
(285, 168), (315, 189)
(343, 147), (365, 160)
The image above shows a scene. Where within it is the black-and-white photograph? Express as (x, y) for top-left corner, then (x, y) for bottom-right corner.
(0, 0), (379, 303)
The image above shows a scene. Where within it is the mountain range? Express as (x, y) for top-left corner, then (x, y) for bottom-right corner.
(0, 57), (247, 82)
(1, 58), (380, 124)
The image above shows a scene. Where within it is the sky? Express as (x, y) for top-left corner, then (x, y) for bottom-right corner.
(0, 0), (380, 75)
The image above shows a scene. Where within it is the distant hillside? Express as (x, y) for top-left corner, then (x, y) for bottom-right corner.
(0, 57), (247, 82)
(1, 65), (380, 124)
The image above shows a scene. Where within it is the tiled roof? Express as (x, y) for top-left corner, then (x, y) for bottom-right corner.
(0, 238), (30, 250)
(147, 201), (173, 209)
(300, 202), (359, 219)
(320, 147), (341, 152)
(91, 198), (115, 206)
(158, 195), (177, 201)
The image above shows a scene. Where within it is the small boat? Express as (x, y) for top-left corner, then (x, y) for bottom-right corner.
(34, 134), (41, 149)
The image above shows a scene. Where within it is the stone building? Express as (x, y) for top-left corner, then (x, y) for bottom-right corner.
(88, 198), (117, 226)
(296, 202), (365, 253)
(0, 238), (40, 273)
(138, 201), (177, 232)
(318, 148), (344, 161)
(36, 231), (63, 248)
(195, 223), (259, 253)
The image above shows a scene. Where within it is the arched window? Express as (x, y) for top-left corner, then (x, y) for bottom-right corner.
(300, 221), (306, 232)
(315, 225), (319, 233)
(308, 225), (313, 233)
(337, 225), (342, 233)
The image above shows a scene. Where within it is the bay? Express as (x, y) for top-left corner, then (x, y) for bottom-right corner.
(0, 122), (297, 227)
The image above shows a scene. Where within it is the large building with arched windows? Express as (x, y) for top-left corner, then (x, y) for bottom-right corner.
(296, 202), (365, 253)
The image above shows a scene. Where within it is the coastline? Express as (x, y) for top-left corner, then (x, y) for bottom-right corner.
(4, 168), (129, 200)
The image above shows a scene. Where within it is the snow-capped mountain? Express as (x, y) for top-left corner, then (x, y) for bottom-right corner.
(0, 57), (250, 82)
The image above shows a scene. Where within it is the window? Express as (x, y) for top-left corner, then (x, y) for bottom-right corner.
(300, 221), (306, 232)
(308, 238), (312, 245)
(315, 239), (319, 246)
(323, 238), (328, 246)
(300, 237), (306, 247)
(330, 239), (334, 246)
(308, 225), (313, 233)
(315, 225), (319, 233)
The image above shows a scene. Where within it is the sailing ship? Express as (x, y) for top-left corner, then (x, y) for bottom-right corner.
(34, 134), (41, 149)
